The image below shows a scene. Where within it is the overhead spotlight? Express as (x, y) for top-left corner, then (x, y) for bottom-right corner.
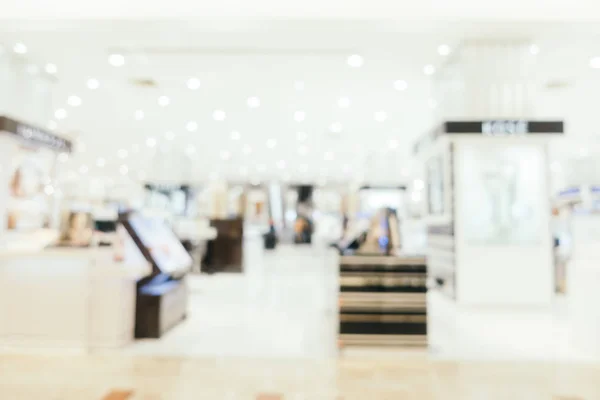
(134, 110), (144, 120)
(330, 122), (343, 133)
(213, 109), (226, 121)
(347, 54), (364, 68)
(374, 111), (387, 122)
(54, 109), (67, 120)
(87, 78), (100, 90)
(13, 43), (27, 54)
(247, 96), (261, 108)
(394, 80), (408, 91)
(423, 64), (436, 75)
(164, 131), (175, 141)
(45, 63), (58, 75)
(529, 44), (540, 55)
(67, 95), (82, 107)
(186, 121), (198, 132)
(296, 131), (308, 141)
(590, 57), (600, 69)
(108, 53), (125, 67)
(266, 138), (277, 149)
(158, 96), (170, 107)
(230, 131), (241, 140)
(146, 137), (157, 148)
(414, 179), (425, 190)
(438, 44), (452, 56)
(294, 81), (305, 91)
(338, 97), (351, 108)
(187, 77), (201, 90)
(294, 111), (306, 122)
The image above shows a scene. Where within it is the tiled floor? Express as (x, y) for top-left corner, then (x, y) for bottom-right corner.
(0, 353), (599, 399)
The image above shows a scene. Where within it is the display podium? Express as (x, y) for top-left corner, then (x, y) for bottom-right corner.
(120, 212), (192, 338)
(415, 120), (563, 307)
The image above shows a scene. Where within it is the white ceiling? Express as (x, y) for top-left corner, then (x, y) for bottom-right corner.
(2, 20), (600, 186)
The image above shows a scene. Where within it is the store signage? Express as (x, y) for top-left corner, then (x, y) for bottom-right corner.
(481, 120), (528, 136)
(0, 116), (72, 152)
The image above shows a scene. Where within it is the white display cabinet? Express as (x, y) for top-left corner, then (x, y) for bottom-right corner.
(415, 120), (563, 307)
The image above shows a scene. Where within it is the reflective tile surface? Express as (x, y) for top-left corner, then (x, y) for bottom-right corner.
(0, 353), (599, 399)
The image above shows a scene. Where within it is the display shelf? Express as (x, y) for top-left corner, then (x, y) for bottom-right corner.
(338, 255), (427, 348)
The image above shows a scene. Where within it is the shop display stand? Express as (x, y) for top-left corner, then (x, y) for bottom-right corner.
(337, 255), (427, 348)
(119, 212), (192, 338)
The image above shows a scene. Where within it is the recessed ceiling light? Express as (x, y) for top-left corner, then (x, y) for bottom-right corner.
(243, 145), (252, 155)
(414, 179), (425, 190)
(79, 165), (89, 174)
(338, 97), (351, 108)
(187, 77), (201, 90)
(330, 122), (343, 133)
(230, 131), (241, 140)
(266, 138), (277, 149)
(186, 121), (198, 132)
(324, 151), (335, 161)
(134, 110), (144, 120)
(67, 95), (82, 107)
(438, 44), (451, 56)
(44, 185), (55, 196)
(58, 153), (69, 163)
(247, 96), (260, 108)
(54, 109), (67, 120)
(374, 111), (387, 122)
(220, 150), (231, 161)
(298, 145), (309, 155)
(109, 53), (125, 67)
(213, 109), (226, 121)
(389, 139), (399, 149)
(146, 137), (157, 148)
(13, 43), (27, 54)
(96, 157), (106, 167)
(47, 120), (57, 131)
(347, 54), (364, 68)
(164, 131), (175, 141)
(119, 165), (129, 175)
(297, 131), (307, 141)
(118, 148), (128, 159)
(294, 81), (305, 91)
(87, 78), (100, 90)
(529, 44), (540, 55)
(185, 145), (196, 156)
(590, 57), (600, 69)
(45, 63), (57, 75)
(394, 80), (408, 91)
(424, 64), (436, 75)
(294, 111), (306, 122)
(158, 96), (170, 107)
(277, 160), (286, 169)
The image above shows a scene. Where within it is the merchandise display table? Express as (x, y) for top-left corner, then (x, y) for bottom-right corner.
(0, 247), (151, 352)
(338, 254), (427, 348)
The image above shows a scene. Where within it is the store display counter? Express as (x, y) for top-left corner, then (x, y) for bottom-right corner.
(338, 254), (427, 348)
(0, 247), (151, 351)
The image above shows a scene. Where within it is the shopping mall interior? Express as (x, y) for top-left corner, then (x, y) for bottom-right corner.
(1, 2), (600, 399)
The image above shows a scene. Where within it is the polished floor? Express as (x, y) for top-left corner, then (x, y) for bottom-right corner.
(0, 353), (599, 399)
